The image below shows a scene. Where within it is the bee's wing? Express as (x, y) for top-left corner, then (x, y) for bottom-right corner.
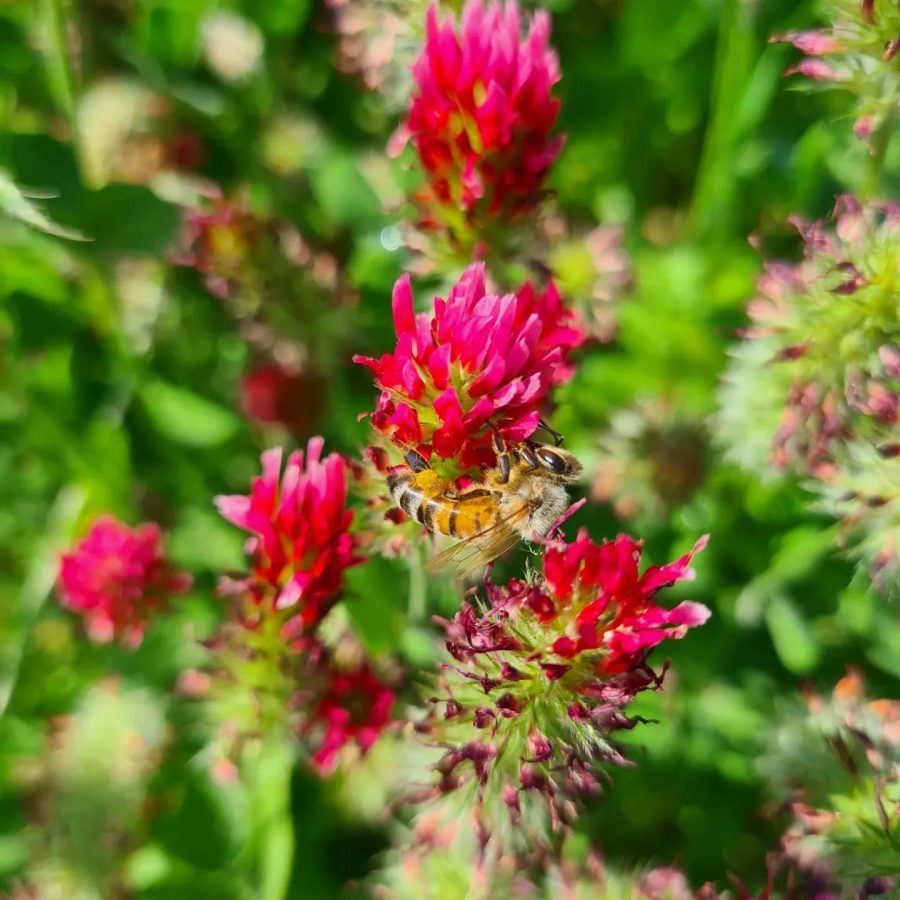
(425, 504), (531, 579)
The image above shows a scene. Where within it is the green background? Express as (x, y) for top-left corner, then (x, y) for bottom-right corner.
(1, 0), (897, 896)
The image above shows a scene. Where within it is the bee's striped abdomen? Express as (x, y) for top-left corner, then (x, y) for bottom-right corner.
(388, 468), (499, 538)
(433, 503), (457, 537)
(388, 470), (426, 524)
(447, 490), (496, 540)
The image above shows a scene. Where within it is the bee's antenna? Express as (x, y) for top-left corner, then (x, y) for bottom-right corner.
(538, 418), (564, 446)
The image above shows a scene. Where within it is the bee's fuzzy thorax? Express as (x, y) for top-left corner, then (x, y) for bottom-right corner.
(495, 469), (570, 539)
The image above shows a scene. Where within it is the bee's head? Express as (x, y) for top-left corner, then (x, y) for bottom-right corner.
(530, 444), (583, 483)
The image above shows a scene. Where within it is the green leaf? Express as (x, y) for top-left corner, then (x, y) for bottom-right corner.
(0, 169), (88, 240)
(764, 592), (821, 675)
(766, 525), (838, 585)
(399, 625), (440, 668)
(84, 184), (180, 256)
(309, 152), (383, 231)
(6, 291), (81, 350)
(153, 773), (243, 871)
(0, 485), (87, 716)
(252, 0), (310, 36)
(140, 380), (240, 448)
(39, 0), (77, 120)
(168, 508), (246, 574)
(137, 878), (248, 900)
(122, 843), (175, 892)
(0, 834), (29, 876)
(866, 621), (900, 679)
(735, 524), (839, 626)
(343, 555), (407, 653)
(10, 133), (82, 212)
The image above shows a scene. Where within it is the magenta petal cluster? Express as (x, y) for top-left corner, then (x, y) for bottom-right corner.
(307, 657), (396, 773)
(443, 530), (711, 680)
(215, 438), (362, 632)
(353, 263), (584, 470)
(541, 531), (711, 672)
(398, 0), (563, 227)
(58, 515), (191, 648)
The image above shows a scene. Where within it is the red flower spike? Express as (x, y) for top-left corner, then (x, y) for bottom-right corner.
(215, 438), (363, 633)
(354, 264), (583, 469)
(174, 194), (257, 299)
(395, 0), (563, 231)
(420, 531), (710, 848)
(240, 363), (327, 437)
(307, 659), (395, 774)
(57, 515), (192, 648)
(538, 531), (710, 671)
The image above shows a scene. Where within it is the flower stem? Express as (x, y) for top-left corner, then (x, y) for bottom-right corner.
(41, 0), (82, 161)
(0, 485), (86, 715)
(408, 541), (427, 622)
(686, 0), (759, 242)
(246, 739), (296, 900)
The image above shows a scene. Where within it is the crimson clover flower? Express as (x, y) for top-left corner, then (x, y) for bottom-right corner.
(718, 196), (899, 591)
(353, 263), (584, 472)
(215, 438), (363, 634)
(199, 629), (395, 778)
(543, 220), (635, 344)
(393, 0), (563, 243)
(306, 655), (396, 774)
(175, 190), (349, 308)
(539, 531), (711, 670)
(772, 0), (899, 144)
(759, 670), (900, 895)
(820, 442), (900, 595)
(722, 196), (899, 475)
(204, 441), (395, 775)
(420, 531), (709, 846)
(240, 362), (326, 437)
(174, 193), (257, 300)
(57, 515), (192, 648)
(327, 0), (427, 107)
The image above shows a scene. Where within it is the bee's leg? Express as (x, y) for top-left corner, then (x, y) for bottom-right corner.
(404, 448), (430, 473)
(538, 418), (564, 446)
(492, 431), (512, 484)
(519, 442), (540, 470)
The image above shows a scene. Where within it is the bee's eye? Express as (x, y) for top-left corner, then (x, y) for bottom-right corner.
(537, 448), (567, 474)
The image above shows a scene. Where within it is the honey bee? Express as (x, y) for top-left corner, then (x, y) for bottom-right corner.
(387, 430), (582, 577)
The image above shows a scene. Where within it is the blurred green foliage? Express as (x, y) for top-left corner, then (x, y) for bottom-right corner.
(1, 0), (897, 897)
